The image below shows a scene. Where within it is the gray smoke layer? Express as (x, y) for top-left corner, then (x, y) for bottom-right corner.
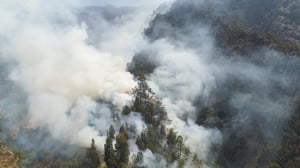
(0, 0), (171, 152)
(0, 0), (299, 167)
(132, 0), (300, 166)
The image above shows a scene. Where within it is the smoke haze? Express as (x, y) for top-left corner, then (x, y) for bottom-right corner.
(0, 0), (299, 167)
(0, 0), (160, 149)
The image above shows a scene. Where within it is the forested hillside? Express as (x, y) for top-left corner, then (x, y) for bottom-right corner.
(0, 0), (299, 168)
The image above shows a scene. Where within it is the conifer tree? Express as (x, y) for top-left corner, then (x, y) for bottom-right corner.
(86, 139), (100, 168)
(104, 126), (116, 168)
(115, 127), (130, 168)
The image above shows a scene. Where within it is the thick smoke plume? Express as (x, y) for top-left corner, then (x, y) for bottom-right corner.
(0, 0), (170, 150)
(0, 0), (299, 167)
(135, 0), (300, 167)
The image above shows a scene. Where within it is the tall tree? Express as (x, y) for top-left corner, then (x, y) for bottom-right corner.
(104, 126), (116, 168)
(86, 139), (100, 168)
(132, 77), (167, 126)
(115, 127), (130, 168)
(167, 129), (177, 149)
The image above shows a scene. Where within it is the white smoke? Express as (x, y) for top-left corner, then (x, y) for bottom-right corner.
(138, 13), (300, 165)
(1, 0), (298, 167)
(0, 0), (168, 148)
(144, 36), (222, 163)
(0, 0), (223, 163)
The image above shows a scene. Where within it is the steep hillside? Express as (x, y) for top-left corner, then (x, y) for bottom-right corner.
(227, 0), (300, 44)
(145, 0), (300, 56)
(0, 1), (299, 168)
(141, 0), (300, 167)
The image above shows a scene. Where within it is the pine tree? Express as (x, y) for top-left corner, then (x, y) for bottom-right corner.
(108, 125), (115, 139)
(115, 127), (130, 168)
(167, 129), (177, 149)
(104, 126), (116, 168)
(166, 129), (184, 162)
(177, 136), (184, 157)
(132, 77), (167, 126)
(86, 139), (100, 168)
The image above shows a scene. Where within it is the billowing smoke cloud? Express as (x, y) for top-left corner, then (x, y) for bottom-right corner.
(144, 37), (300, 159)
(132, 0), (300, 167)
(0, 0), (171, 150)
(145, 38), (222, 162)
(1, 0), (299, 167)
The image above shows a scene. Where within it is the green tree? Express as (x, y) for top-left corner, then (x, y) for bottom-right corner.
(132, 78), (167, 126)
(167, 129), (177, 149)
(136, 135), (146, 151)
(131, 151), (144, 168)
(176, 136), (184, 157)
(86, 139), (100, 168)
(166, 129), (188, 163)
(108, 125), (115, 139)
(278, 100), (300, 167)
(104, 126), (116, 168)
(104, 137), (115, 168)
(115, 127), (130, 168)
(192, 154), (203, 168)
(136, 125), (164, 153)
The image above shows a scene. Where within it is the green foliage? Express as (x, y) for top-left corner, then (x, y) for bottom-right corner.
(115, 129), (130, 168)
(128, 54), (157, 77)
(167, 129), (177, 149)
(136, 135), (146, 151)
(124, 76), (167, 126)
(131, 151), (144, 168)
(134, 114), (202, 167)
(104, 136), (116, 168)
(86, 139), (101, 168)
(196, 107), (216, 125)
(146, 0), (300, 56)
(136, 125), (165, 153)
(192, 154), (203, 168)
(177, 157), (186, 168)
(108, 125), (115, 139)
(277, 100), (300, 167)
(166, 129), (186, 162)
(122, 105), (131, 115)
(104, 126), (130, 168)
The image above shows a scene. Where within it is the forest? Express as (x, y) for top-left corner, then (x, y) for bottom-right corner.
(0, 0), (300, 168)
